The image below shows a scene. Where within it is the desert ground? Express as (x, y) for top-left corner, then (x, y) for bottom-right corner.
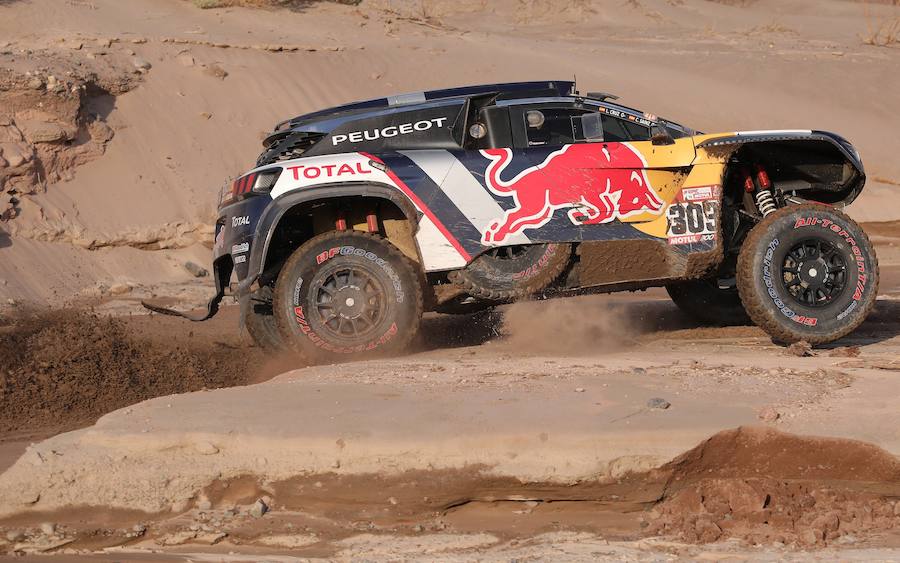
(1, 0), (900, 560)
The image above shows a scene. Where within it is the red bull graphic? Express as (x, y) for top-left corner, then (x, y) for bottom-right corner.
(480, 143), (665, 244)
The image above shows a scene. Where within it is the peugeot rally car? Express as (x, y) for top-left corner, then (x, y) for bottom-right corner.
(145, 80), (877, 361)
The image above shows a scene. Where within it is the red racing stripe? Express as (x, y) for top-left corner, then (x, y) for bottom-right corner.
(359, 152), (471, 262)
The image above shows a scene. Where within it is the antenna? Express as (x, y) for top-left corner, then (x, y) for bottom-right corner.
(573, 73), (578, 96)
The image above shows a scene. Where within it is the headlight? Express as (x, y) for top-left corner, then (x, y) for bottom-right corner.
(217, 168), (283, 209)
(251, 168), (282, 194)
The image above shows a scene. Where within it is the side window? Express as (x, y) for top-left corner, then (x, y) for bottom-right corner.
(601, 114), (650, 143)
(522, 107), (588, 147)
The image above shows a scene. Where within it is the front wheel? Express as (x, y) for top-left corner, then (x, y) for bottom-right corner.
(272, 231), (423, 362)
(736, 204), (878, 345)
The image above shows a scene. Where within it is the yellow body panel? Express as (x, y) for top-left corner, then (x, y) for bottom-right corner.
(619, 135), (734, 238)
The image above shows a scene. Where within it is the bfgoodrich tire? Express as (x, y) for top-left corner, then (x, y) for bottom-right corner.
(273, 231), (423, 362)
(666, 278), (750, 326)
(737, 204), (878, 345)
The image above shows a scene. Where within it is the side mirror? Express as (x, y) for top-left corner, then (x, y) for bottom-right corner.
(579, 113), (604, 142)
(651, 123), (675, 146)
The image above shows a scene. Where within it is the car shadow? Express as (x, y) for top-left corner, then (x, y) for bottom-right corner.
(415, 297), (900, 353)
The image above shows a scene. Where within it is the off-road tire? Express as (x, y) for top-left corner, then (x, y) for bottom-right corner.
(273, 231), (423, 362)
(736, 204), (878, 345)
(666, 279), (750, 326)
(245, 286), (285, 351)
(448, 243), (572, 301)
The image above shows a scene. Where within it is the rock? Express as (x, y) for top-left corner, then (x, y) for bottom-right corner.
(68, 41), (83, 50)
(799, 527), (822, 545)
(159, 530), (196, 546)
(96, 38), (112, 48)
(89, 120), (115, 144)
(131, 37), (147, 44)
(200, 112), (213, 120)
(108, 283), (132, 296)
(829, 346), (860, 358)
(0, 142), (32, 167)
(184, 261), (209, 277)
(197, 498), (212, 511)
(758, 406), (780, 422)
(39, 522), (55, 535)
(574, 387), (585, 393)
(26, 77), (44, 90)
(132, 524), (147, 535)
(785, 340), (813, 357)
(202, 63), (228, 80)
(177, 52), (195, 67)
(5, 530), (24, 542)
(693, 517), (722, 543)
(388, 496), (399, 505)
(196, 531), (227, 545)
(19, 120), (69, 143)
(647, 397), (670, 410)
(249, 499), (268, 518)
(132, 57), (152, 71)
(195, 441), (218, 455)
(413, 524), (424, 532)
(811, 512), (840, 535)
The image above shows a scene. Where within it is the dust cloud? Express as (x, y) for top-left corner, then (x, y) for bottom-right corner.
(500, 295), (638, 355)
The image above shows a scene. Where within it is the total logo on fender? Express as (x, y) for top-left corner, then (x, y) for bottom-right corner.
(286, 162), (373, 180)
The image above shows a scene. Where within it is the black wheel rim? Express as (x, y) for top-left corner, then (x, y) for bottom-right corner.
(781, 238), (848, 308)
(313, 266), (386, 338)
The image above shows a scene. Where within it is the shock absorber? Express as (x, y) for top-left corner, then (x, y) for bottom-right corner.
(752, 164), (777, 217)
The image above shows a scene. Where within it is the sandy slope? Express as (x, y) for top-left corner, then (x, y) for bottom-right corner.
(0, 0), (899, 304)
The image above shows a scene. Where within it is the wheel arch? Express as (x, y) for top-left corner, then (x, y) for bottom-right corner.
(701, 132), (866, 208)
(249, 182), (423, 288)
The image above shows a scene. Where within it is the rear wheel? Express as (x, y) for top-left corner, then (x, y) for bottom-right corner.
(736, 204), (878, 344)
(448, 243), (571, 301)
(666, 278), (750, 326)
(273, 231), (423, 362)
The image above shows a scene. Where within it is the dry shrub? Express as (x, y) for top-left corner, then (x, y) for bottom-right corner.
(862, 16), (900, 45)
(860, 1), (900, 46)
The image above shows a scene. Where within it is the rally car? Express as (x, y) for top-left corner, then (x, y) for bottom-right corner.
(145, 80), (878, 360)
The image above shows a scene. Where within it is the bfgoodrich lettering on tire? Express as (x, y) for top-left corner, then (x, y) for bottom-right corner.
(736, 204), (878, 345)
(273, 231), (423, 362)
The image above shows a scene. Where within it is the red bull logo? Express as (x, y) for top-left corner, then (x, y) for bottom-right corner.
(480, 143), (665, 244)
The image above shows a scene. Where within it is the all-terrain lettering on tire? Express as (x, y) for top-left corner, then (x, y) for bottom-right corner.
(273, 231), (423, 362)
(737, 204), (878, 345)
